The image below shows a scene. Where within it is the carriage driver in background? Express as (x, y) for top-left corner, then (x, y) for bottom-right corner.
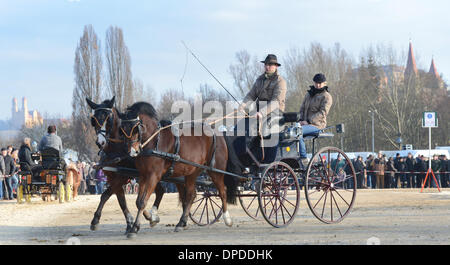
(38, 125), (63, 153)
(38, 125), (66, 170)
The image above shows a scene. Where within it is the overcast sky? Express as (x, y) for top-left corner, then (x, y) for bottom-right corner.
(1, 0), (449, 120)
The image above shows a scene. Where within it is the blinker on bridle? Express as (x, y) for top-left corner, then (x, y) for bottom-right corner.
(91, 108), (113, 130)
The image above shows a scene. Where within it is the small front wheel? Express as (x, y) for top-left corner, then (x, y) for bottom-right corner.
(258, 161), (300, 228)
(189, 187), (223, 226)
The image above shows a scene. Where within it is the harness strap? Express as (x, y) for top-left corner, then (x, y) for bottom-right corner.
(160, 123), (180, 181)
(206, 130), (217, 169)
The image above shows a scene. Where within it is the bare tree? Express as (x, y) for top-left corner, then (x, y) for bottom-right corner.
(157, 88), (191, 120)
(229, 50), (262, 99)
(72, 24), (103, 161)
(105, 26), (134, 110)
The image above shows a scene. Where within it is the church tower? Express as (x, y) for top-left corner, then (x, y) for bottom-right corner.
(404, 40), (418, 78)
(429, 57), (440, 79)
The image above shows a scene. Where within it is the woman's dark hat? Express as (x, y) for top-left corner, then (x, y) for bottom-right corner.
(261, 54), (281, 66)
(313, 73), (326, 83)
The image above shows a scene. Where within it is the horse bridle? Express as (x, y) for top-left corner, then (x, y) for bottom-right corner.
(90, 108), (118, 145)
(120, 117), (154, 155)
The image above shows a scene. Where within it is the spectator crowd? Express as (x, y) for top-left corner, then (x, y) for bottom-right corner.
(347, 152), (449, 189)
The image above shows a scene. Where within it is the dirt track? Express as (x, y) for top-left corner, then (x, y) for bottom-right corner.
(1, 188), (449, 245)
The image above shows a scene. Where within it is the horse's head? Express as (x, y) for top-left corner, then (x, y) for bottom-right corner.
(86, 96), (116, 149)
(118, 102), (158, 157)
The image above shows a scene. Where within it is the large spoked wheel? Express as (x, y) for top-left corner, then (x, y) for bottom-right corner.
(304, 146), (357, 224)
(189, 187), (223, 226)
(239, 179), (262, 220)
(258, 161), (300, 228)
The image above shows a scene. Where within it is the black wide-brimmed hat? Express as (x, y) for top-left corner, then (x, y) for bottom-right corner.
(260, 54), (281, 66)
(313, 73), (326, 83)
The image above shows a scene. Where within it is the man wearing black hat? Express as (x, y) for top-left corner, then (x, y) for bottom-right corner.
(239, 54), (287, 117)
(298, 73), (333, 163)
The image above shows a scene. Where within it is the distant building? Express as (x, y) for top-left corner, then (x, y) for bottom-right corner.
(0, 97), (44, 131)
(10, 97), (44, 129)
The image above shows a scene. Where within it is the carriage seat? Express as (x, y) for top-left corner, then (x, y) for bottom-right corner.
(303, 131), (334, 140)
(41, 147), (65, 170)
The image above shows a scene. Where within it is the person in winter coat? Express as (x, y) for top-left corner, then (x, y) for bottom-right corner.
(386, 157), (397, 188)
(18, 138), (42, 180)
(371, 152), (386, 189)
(405, 153), (416, 188)
(297, 73), (333, 165)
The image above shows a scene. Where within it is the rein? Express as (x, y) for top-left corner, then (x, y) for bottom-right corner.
(132, 110), (265, 160)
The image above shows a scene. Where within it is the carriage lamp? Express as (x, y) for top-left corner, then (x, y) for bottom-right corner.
(336, 124), (345, 134)
(286, 146), (291, 152)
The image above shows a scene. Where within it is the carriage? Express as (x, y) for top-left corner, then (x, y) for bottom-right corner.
(17, 147), (72, 203)
(102, 112), (357, 228)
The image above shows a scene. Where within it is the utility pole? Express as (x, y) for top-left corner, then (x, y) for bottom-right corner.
(369, 110), (375, 153)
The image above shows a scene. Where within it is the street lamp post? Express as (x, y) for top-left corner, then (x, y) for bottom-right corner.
(369, 110), (374, 153)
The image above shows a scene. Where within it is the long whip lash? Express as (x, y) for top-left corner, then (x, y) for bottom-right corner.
(181, 40), (241, 106)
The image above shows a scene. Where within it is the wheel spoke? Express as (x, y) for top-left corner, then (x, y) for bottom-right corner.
(321, 189), (328, 218)
(278, 198), (294, 219)
(199, 199), (207, 223)
(330, 191), (343, 219)
(312, 189), (327, 209)
(332, 188), (351, 207)
(192, 197), (204, 216)
(209, 197), (218, 219)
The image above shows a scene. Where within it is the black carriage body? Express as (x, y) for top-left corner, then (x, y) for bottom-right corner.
(17, 149), (66, 197)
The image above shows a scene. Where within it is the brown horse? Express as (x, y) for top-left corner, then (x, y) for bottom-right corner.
(86, 97), (165, 233)
(118, 102), (237, 238)
(66, 162), (81, 199)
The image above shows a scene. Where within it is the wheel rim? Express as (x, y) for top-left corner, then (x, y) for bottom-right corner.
(25, 185), (31, 203)
(65, 183), (72, 202)
(17, 185), (24, 204)
(189, 188), (223, 226)
(58, 182), (65, 203)
(239, 181), (262, 221)
(304, 146), (357, 224)
(258, 161), (300, 228)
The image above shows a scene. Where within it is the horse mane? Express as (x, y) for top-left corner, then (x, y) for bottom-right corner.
(99, 98), (115, 109)
(125, 102), (158, 120)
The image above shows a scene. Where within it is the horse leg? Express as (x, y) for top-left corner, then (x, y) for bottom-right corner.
(127, 174), (158, 239)
(143, 182), (164, 227)
(90, 185), (113, 231)
(174, 175), (197, 232)
(209, 172), (232, 227)
(115, 186), (135, 234)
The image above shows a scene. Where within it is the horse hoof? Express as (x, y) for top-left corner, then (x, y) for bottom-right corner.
(150, 221), (158, 227)
(174, 226), (183, 232)
(127, 232), (137, 239)
(90, 224), (98, 231)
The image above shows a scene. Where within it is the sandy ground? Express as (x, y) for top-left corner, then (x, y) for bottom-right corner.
(0, 188), (449, 245)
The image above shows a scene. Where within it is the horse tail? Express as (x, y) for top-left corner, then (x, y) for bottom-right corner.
(224, 173), (238, 205)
